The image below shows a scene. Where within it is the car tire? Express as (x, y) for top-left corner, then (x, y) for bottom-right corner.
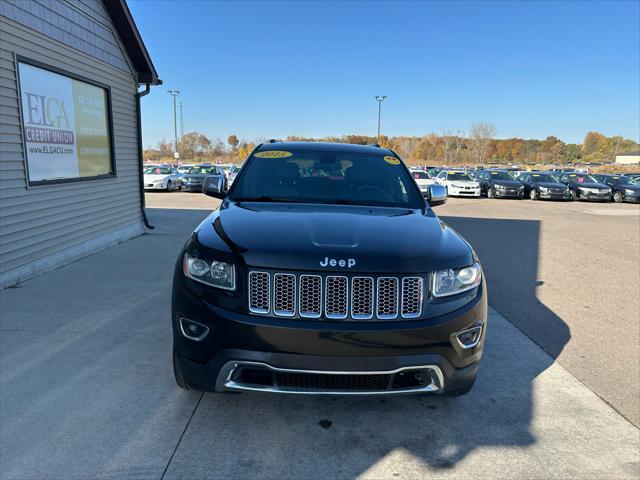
(529, 189), (538, 200)
(613, 191), (623, 203)
(173, 351), (191, 390)
(166, 180), (172, 192)
(570, 189), (577, 201)
(487, 187), (495, 199)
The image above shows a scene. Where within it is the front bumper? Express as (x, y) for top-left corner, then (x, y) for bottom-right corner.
(493, 188), (524, 198)
(539, 191), (571, 200)
(182, 183), (204, 192)
(144, 183), (167, 190)
(577, 191), (611, 201)
(623, 193), (640, 203)
(172, 276), (487, 395)
(449, 187), (481, 197)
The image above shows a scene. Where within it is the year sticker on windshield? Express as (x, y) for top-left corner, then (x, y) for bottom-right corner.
(254, 151), (293, 158)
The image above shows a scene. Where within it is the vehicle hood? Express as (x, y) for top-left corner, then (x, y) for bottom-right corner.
(446, 180), (479, 187)
(492, 180), (522, 188)
(143, 174), (169, 181)
(416, 179), (436, 187)
(536, 182), (566, 189)
(183, 174), (208, 181)
(573, 182), (609, 189)
(620, 183), (640, 190)
(195, 202), (474, 273)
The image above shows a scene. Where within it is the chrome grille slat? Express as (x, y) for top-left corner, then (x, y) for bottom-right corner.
(248, 271), (270, 314)
(249, 272), (423, 320)
(377, 277), (399, 319)
(351, 277), (374, 320)
(273, 273), (296, 317)
(401, 277), (423, 318)
(325, 276), (348, 319)
(299, 275), (322, 318)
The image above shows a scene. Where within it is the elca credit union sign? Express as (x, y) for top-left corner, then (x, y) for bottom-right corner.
(18, 61), (113, 184)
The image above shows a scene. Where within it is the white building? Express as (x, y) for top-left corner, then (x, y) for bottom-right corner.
(0, 0), (161, 287)
(615, 152), (640, 165)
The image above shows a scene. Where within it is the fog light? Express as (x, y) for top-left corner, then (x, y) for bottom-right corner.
(179, 317), (209, 341)
(456, 325), (483, 349)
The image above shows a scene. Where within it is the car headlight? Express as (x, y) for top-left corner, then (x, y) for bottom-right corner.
(183, 252), (235, 290)
(495, 184), (506, 189)
(539, 186), (549, 192)
(625, 189), (635, 194)
(431, 262), (482, 298)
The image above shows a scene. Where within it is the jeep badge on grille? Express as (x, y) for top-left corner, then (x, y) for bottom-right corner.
(319, 257), (356, 268)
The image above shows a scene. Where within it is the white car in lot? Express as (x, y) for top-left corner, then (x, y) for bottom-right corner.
(143, 166), (181, 191)
(435, 170), (481, 197)
(409, 168), (437, 196)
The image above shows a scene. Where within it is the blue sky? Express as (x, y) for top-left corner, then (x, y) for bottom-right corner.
(129, 0), (640, 148)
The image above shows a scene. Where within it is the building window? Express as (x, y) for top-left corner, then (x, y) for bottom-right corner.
(16, 57), (116, 186)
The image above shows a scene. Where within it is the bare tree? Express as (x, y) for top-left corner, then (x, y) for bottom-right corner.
(453, 130), (466, 163)
(470, 122), (496, 164)
(442, 130), (452, 164)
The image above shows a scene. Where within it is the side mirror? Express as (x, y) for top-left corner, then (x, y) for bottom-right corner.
(202, 175), (226, 199)
(427, 183), (447, 207)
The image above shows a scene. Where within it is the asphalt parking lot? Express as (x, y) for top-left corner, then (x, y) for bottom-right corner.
(1, 194), (639, 479)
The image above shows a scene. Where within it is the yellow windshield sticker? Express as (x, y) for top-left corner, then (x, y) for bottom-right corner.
(384, 156), (400, 165)
(254, 150), (292, 158)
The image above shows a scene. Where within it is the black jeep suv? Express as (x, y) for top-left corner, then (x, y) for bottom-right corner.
(172, 142), (487, 396)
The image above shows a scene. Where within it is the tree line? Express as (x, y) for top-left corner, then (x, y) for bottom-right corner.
(144, 123), (638, 167)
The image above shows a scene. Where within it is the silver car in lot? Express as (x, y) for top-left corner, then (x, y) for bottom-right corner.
(143, 166), (181, 191)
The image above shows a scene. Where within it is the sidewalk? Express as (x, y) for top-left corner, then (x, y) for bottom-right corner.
(1, 208), (638, 479)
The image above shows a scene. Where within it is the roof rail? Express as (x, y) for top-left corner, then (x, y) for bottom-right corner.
(267, 138), (281, 143)
(367, 143), (381, 147)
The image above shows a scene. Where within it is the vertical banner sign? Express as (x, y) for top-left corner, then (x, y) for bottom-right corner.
(18, 62), (112, 183)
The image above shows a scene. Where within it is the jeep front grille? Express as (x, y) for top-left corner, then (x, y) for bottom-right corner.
(248, 271), (424, 320)
(248, 271), (270, 314)
(351, 277), (374, 319)
(377, 277), (399, 319)
(299, 275), (322, 318)
(325, 276), (348, 319)
(273, 273), (296, 316)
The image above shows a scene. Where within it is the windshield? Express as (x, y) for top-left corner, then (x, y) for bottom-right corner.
(531, 174), (560, 183)
(187, 166), (218, 174)
(612, 176), (631, 184)
(488, 171), (516, 181)
(231, 149), (424, 208)
(447, 172), (472, 181)
(630, 177), (640, 185)
(144, 167), (171, 175)
(567, 174), (597, 183)
(412, 171), (430, 179)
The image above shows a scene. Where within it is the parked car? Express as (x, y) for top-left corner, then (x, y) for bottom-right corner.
(591, 174), (640, 203)
(172, 142), (486, 396)
(558, 173), (611, 201)
(475, 170), (524, 199)
(518, 172), (571, 200)
(176, 164), (196, 175)
(434, 170), (481, 197)
(182, 165), (228, 192)
(143, 166), (181, 191)
(227, 165), (240, 188)
(410, 169), (437, 196)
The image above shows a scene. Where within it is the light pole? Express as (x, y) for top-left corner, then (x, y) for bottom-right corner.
(179, 101), (184, 137)
(375, 95), (387, 140)
(167, 90), (180, 158)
